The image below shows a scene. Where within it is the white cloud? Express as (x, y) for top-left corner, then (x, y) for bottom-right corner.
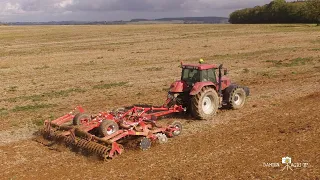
(55, 0), (74, 8)
(1, 2), (24, 15)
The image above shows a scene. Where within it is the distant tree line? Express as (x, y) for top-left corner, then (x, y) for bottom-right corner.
(229, 0), (320, 25)
(130, 17), (229, 24)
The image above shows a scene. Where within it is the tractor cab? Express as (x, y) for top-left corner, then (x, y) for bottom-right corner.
(169, 62), (229, 93)
(181, 64), (218, 85)
(179, 62), (231, 95)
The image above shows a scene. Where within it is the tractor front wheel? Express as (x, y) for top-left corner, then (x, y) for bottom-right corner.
(191, 87), (219, 120)
(225, 87), (247, 109)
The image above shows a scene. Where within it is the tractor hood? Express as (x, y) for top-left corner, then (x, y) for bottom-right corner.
(169, 80), (188, 93)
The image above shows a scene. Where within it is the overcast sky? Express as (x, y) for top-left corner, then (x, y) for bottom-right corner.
(0, 0), (275, 22)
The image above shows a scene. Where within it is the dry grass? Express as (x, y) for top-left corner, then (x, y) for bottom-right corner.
(0, 24), (319, 130)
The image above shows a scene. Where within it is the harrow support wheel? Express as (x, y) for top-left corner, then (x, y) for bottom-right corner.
(73, 113), (91, 125)
(99, 120), (119, 137)
(191, 87), (219, 120)
(171, 121), (182, 136)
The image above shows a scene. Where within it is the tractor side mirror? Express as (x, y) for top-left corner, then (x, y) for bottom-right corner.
(224, 68), (228, 75)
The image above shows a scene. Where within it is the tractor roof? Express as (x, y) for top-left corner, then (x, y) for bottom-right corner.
(181, 63), (218, 70)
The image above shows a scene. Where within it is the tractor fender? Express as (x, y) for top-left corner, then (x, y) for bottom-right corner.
(169, 80), (188, 93)
(189, 82), (216, 95)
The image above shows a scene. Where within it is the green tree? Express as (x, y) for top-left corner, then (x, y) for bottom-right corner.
(306, 0), (320, 25)
(268, 0), (288, 23)
(228, 0), (316, 24)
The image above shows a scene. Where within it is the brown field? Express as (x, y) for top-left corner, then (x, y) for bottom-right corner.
(0, 24), (319, 179)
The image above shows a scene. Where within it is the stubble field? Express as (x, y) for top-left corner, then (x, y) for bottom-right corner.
(0, 24), (319, 179)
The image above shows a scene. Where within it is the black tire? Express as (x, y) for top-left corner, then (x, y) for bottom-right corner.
(73, 113), (91, 125)
(99, 120), (119, 137)
(171, 121), (182, 136)
(191, 87), (219, 120)
(224, 86), (246, 109)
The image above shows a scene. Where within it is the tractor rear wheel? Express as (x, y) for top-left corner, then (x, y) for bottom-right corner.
(73, 113), (91, 125)
(99, 120), (119, 137)
(191, 87), (219, 120)
(225, 86), (246, 109)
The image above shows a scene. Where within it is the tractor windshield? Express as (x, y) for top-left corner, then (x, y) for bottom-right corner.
(181, 68), (200, 83)
(182, 68), (217, 84)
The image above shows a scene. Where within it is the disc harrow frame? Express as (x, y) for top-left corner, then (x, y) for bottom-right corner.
(39, 105), (184, 159)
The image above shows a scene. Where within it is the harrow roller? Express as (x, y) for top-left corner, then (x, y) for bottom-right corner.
(74, 139), (112, 159)
(39, 128), (120, 159)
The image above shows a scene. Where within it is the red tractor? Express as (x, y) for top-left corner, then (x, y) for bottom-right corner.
(166, 61), (250, 120)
